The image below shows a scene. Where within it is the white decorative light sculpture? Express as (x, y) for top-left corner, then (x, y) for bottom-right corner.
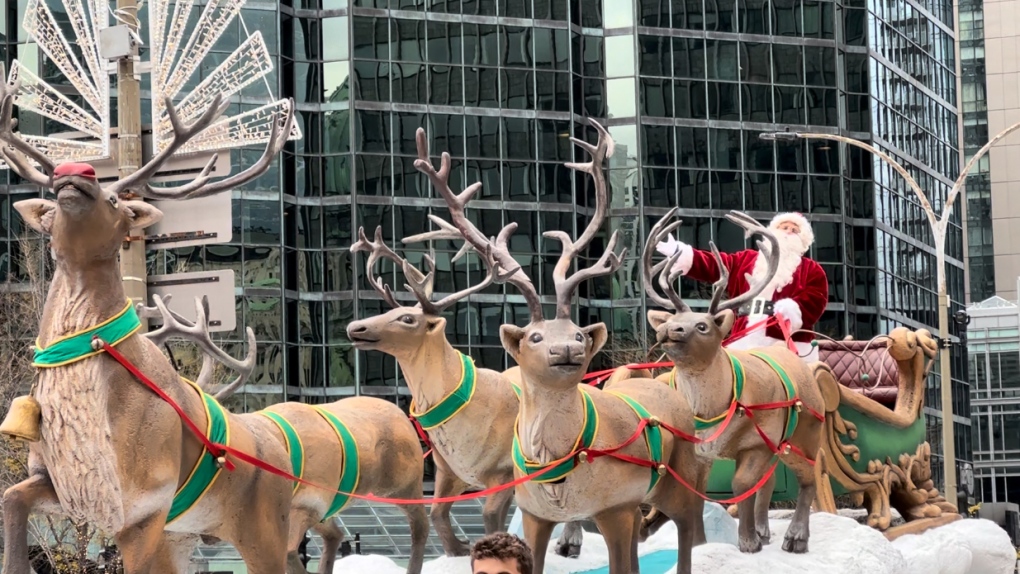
(3, 0), (300, 170)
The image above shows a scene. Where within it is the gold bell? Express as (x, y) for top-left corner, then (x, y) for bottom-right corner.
(578, 451), (589, 464)
(216, 456), (227, 468)
(657, 464), (668, 476)
(795, 400), (803, 413)
(782, 444), (792, 455)
(648, 416), (661, 428)
(0, 395), (42, 443)
(737, 406), (745, 417)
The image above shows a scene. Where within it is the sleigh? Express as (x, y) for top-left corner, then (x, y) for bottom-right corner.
(705, 326), (961, 539)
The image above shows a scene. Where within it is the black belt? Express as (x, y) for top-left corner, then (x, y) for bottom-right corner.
(737, 299), (774, 317)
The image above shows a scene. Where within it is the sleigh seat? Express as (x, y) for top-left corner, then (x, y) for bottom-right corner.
(816, 339), (900, 409)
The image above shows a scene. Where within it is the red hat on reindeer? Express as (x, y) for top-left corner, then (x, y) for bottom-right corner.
(656, 211), (828, 361)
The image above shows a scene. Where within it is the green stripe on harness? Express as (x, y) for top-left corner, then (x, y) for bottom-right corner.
(692, 352), (745, 431)
(512, 388), (598, 483)
(32, 300), (142, 368)
(315, 408), (361, 520)
(510, 382), (521, 398)
(608, 392), (664, 492)
(410, 352), (476, 430)
(259, 411), (305, 493)
(167, 381), (230, 525)
(748, 351), (799, 443)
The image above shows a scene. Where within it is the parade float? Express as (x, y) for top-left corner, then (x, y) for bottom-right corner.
(0, 58), (1013, 571)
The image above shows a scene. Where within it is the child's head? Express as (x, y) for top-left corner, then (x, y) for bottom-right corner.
(470, 532), (533, 574)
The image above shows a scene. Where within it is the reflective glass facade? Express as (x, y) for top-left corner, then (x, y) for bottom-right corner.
(0, 0), (968, 492)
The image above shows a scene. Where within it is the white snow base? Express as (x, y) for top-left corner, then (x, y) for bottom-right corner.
(332, 512), (1017, 574)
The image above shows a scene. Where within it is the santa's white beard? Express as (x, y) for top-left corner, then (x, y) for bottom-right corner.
(749, 230), (808, 298)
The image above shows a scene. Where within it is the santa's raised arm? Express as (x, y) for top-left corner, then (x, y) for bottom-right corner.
(656, 212), (828, 362)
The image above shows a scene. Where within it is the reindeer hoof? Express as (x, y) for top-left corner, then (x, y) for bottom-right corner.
(756, 526), (771, 545)
(738, 536), (763, 553)
(782, 536), (809, 554)
(555, 542), (581, 558)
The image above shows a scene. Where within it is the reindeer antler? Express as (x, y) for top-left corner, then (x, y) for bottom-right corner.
(642, 208), (691, 312)
(544, 119), (625, 319)
(404, 243), (520, 315)
(108, 96), (296, 200)
(138, 295), (257, 401)
(0, 64), (54, 187)
(706, 211), (781, 315)
(409, 128), (545, 322)
(350, 226), (417, 308)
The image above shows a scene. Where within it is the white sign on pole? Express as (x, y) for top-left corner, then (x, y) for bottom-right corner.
(146, 270), (237, 333)
(147, 192), (234, 250)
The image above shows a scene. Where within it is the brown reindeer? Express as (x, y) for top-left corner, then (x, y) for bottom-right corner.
(0, 73), (298, 572)
(641, 208), (830, 554)
(419, 120), (710, 574)
(344, 227), (530, 557)
(139, 296), (430, 574)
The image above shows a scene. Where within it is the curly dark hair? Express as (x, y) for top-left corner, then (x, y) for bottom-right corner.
(470, 532), (534, 574)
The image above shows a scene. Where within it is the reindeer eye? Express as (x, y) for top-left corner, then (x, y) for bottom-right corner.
(400, 315), (415, 325)
(108, 196), (118, 208)
(575, 333), (584, 342)
(697, 323), (708, 333)
(529, 333), (543, 344)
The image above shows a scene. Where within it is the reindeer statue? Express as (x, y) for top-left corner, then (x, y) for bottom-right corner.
(345, 147), (590, 559)
(0, 70), (300, 572)
(640, 208), (832, 554)
(138, 296), (429, 574)
(416, 120), (711, 574)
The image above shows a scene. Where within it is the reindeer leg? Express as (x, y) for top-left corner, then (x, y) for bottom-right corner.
(116, 511), (173, 574)
(554, 521), (583, 558)
(592, 506), (638, 574)
(733, 449), (772, 553)
(521, 510), (556, 574)
(396, 499), (429, 574)
(782, 457), (817, 554)
(482, 484), (515, 535)
(430, 454), (472, 556)
(755, 473), (776, 545)
(3, 472), (60, 574)
(284, 509), (318, 574)
(311, 518), (345, 574)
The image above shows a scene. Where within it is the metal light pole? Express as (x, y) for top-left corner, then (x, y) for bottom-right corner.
(761, 123), (1020, 507)
(114, 0), (148, 327)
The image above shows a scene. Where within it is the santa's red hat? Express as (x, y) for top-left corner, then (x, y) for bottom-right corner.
(769, 212), (814, 250)
(53, 162), (97, 180)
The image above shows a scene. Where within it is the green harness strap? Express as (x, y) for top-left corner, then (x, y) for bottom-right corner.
(32, 300), (141, 368)
(510, 381), (521, 398)
(608, 392), (664, 492)
(512, 388), (598, 483)
(315, 408), (361, 520)
(410, 352), (477, 430)
(747, 351), (800, 443)
(258, 411), (305, 493)
(167, 380), (230, 525)
(690, 352), (745, 431)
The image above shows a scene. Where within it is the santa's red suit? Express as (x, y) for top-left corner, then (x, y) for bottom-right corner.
(657, 212), (828, 362)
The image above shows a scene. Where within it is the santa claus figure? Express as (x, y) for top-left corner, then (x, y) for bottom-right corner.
(656, 212), (828, 362)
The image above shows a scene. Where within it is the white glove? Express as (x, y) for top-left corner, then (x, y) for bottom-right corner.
(656, 233), (682, 257)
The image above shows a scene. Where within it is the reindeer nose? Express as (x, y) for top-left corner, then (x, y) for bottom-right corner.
(347, 323), (366, 337)
(549, 343), (583, 366)
(667, 324), (687, 341)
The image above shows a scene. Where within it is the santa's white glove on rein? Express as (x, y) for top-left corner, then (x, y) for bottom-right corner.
(772, 298), (803, 332)
(656, 233), (695, 275)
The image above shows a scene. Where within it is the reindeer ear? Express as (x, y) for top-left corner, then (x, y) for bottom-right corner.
(714, 310), (735, 335)
(581, 323), (608, 355)
(14, 199), (58, 235)
(647, 310), (672, 331)
(425, 316), (446, 335)
(123, 201), (164, 230)
(500, 324), (527, 361)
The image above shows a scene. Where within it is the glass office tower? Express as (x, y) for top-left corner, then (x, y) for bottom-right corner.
(0, 0), (968, 490)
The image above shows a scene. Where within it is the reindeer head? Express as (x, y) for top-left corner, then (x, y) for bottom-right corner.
(346, 226), (515, 362)
(16, 163), (163, 265)
(643, 209), (780, 370)
(0, 69), (294, 267)
(410, 120), (623, 389)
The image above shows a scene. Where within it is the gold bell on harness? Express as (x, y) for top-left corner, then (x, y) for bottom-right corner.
(795, 400), (803, 413)
(657, 464), (668, 476)
(647, 416), (661, 428)
(578, 451), (589, 464)
(1, 395), (42, 443)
